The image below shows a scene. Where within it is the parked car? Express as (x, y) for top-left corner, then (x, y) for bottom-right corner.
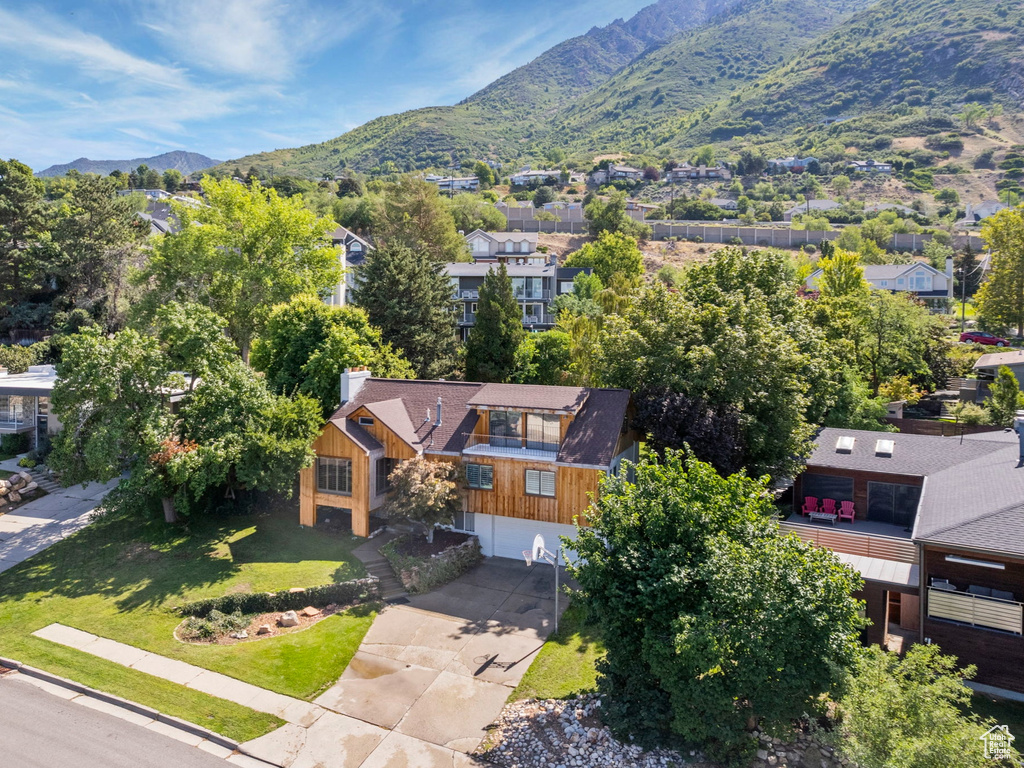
(960, 331), (1010, 346)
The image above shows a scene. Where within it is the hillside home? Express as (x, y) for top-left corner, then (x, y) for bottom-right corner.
(665, 163), (732, 182)
(847, 159), (893, 174)
(863, 202), (916, 216)
(608, 164), (643, 181)
(447, 261), (592, 340)
(0, 366), (61, 450)
(327, 225), (373, 306)
(540, 201), (585, 222)
(769, 156), (818, 173)
(510, 169), (562, 187)
(299, 371), (638, 559)
(425, 175), (480, 192)
(959, 201), (1009, 226)
(464, 230), (540, 261)
(785, 426), (1024, 695)
(805, 260), (953, 301)
(626, 200), (658, 221)
(783, 199), (841, 222)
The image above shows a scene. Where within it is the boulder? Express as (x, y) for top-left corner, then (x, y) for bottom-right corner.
(21, 482), (37, 494)
(279, 610), (299, 627)
(288, 587), (306, 594)
(300, 606), (321, 618)
(17, 471), (32, 485)
(256, 624), (272, 635)
(8, 491), (21, 504)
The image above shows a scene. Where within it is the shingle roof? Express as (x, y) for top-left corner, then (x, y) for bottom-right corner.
(975, 351), (1024, 370)
(558, 389), (631, 466)
(467, 383), (588, 413)
(807, 427), (1001, 477)
(327, 378), (629, 467)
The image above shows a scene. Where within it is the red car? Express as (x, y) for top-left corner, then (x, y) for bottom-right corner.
(960, 331), (1010, 346)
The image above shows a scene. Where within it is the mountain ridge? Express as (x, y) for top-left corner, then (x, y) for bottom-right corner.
(37, 150), (220, 178)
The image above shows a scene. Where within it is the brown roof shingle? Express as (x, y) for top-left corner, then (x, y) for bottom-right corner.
(467, 383), (588, 413)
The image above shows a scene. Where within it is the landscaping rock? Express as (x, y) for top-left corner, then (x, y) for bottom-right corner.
(279, 610), (299, 627)
(256, 624), (272, 635)
(300, 606), (321, 617)
(230, 630), (248, 640)
(288, 587), (306, 594)
(8, 491), (21, 504)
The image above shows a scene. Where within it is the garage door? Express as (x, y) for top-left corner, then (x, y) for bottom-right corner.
(483, 515), (579, 562)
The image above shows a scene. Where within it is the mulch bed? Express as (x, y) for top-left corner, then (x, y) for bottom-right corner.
(394, 530), (472, 558)
(177, 603), (350, 645)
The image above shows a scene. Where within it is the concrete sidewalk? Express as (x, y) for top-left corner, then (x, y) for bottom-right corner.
(0, 476), (119, 574)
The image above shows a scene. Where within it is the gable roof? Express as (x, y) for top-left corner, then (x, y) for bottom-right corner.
(861, 263), (942, 281)
(329, 225), (373, 251)
(975, 350), (1024, 370)
(785, 199), (841, 215)
(327, 378), (630, 467)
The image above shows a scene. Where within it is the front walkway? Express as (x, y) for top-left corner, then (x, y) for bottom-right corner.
(0, 475), (118, 574)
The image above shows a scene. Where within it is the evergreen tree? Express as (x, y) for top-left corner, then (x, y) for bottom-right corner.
(0, 159), (48, 323)
(351, 242), (459, 379)
(465, 263), (525, 382)
(986, 365), (1023, 427)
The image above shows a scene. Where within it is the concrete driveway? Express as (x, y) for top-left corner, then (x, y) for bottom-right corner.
(243, 558), (572, 766)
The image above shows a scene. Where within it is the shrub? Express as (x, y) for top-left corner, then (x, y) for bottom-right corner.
(17, 457), (36, 469)
(177, 577), (380, 618)
(803, 243), (817, 254)
(180, 609), (250, 641)
(0, 433), (29, 456)
(381, 535), (482, 595)
(726, 236), (744, 245)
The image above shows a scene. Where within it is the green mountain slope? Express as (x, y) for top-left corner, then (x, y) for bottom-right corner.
(548, 0), (874, 153)
(216, 0), (744, 176)
(669, 0), (1024, 150)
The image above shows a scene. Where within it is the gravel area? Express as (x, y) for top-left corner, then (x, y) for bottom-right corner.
(477, 694), (708, 768)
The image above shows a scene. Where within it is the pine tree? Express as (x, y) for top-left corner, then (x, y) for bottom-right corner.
(0, 159), (47, 318)
(351, 242), (459, 379)
(465, 264), (525, 383)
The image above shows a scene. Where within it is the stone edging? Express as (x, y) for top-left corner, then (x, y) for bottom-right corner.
(0, 655), (282, 767)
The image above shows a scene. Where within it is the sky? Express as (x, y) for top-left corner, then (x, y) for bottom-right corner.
(0, 0), (653, 171)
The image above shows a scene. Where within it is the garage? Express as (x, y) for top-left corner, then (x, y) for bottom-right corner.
(475, 514), (579, 562)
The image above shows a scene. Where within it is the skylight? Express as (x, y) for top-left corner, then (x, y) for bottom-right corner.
(836, 436), (855, 453)
(875, 439), (895, 457)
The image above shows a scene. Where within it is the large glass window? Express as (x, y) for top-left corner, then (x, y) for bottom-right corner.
(489, 411), (522, 448)
(526, 414), (560, 452)
(317, 457), (352, 495)
(0, 395), (26, 426)
(867, 482), (921, 528)
(525, 469), (556, 497)
(375, 458), (396, 495)
(512, 277), (544, 299)
(801, 473), (853, 503)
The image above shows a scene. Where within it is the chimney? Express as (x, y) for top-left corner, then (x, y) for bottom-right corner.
(1014, 410), (1024, 465)
(946, 256), (954, 299)
(435, 397), (442, 427)
(340, 367), (371, 405)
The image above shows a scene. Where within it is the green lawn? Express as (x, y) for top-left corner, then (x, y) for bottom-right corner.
(0, 497), (375, 739)
(512, 602), (604, 701)
(970, 693), (1024, 738)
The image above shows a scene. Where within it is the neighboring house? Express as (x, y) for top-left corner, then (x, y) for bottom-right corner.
(327, 225), (374, 307)
(785, 427), (1024, 695)
(665, 163), (732, 182)
(959, 201), (1009, 226)
(863, 202), (917, 216)
(117, 189), (201, 207)
(447, 260), (592, 340)
(626, 200), (658, 221)
(805, 260), (953, 301)
(847, 159), (893, 174)
(510, 169), (562, 187)
(540, 201), (585, 222)
(0, 366), (61, 450)
(607, 164), (643, 181)
(494, 201), (585, 224)
(769, 156), (818, 173)
(783, 199), (841, 222)
(709, 197), (740, 212)
(974, 351), (1024, 389)
(299, 370), (638, 559)
(424, 175), (480, 192)
(465, 230), (541, 261)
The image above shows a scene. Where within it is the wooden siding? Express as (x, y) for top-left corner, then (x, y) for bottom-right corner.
(299, 422), (373, 536)
(780, 522), (918, 564)
(794, 466), (922, 523)
(461, 457), (600, 526)
(349, 406), (418, 460)
(922, 544), (1024, 692)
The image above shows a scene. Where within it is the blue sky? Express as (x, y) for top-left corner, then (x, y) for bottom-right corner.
(0, 0), (652, 171)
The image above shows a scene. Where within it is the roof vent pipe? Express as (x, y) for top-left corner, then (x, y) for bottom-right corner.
(1014, 410), (1024, 465)
(435, 397), (442, 427)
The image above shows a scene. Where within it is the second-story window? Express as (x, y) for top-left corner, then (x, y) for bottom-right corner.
(525, 469), (556, 497)
(466, 463), (493, 490)
(526, 414), (560, 451)
(490, 410), (522, 448)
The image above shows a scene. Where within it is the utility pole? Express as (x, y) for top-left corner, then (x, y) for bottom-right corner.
(959, 265), (968, 335)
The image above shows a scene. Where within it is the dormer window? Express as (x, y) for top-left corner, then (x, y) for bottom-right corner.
(350, 242), (362, 252)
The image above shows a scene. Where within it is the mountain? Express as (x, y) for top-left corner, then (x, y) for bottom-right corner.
(37, 150), (220, 178)
(670, 0), (1024, 150)
(548, 0), (874, 153)
(213, 0), (745, 176)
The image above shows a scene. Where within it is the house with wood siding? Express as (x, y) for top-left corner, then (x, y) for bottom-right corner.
(784, 426), (1024, 695)
(299, 369), (638, 559)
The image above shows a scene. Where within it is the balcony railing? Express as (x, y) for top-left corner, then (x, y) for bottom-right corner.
(779, 521), (917, 563)
(523, 313), (556, 325)
(462, 432), (559, 459)
(928, 586), (1023, 634)
(514, 289), (553, 300)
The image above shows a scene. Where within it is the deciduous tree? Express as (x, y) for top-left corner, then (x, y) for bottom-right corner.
(584, 190), (651, 239)
(374, 176), (468, 262)
(976, 206), (1024, 336)
(564, 232), (643, 285)
(382, 456), (462, 543)
(986, 365), (1024, 427)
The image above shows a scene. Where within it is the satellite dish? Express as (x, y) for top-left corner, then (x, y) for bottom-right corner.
(532, 534), (546, 562)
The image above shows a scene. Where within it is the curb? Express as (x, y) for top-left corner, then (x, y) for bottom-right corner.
(0, 656), (282, 767)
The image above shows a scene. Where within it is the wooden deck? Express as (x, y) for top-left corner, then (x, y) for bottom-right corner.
(780, 517), (917, 565)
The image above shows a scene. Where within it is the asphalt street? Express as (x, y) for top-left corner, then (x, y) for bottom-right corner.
(0, 674), (233, 768)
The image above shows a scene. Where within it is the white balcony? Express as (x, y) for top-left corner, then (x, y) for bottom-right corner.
(462, 433), (558, 462)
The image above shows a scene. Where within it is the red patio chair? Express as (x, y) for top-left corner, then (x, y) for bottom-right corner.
(821, 498), (838, 518)
(838, 500), (855, 524)
(801, 496), (818, 516)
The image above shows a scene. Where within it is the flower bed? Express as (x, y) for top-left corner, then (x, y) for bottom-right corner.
(176, 576), (380, 618)
(381, 531), (482, 594)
